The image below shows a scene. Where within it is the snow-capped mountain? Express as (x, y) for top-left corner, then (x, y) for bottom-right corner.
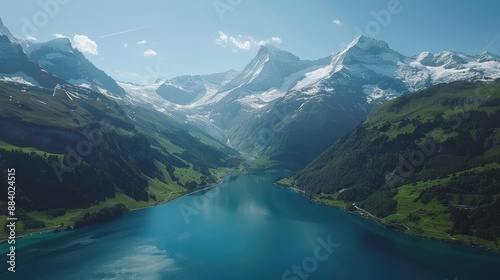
(180, 46), (332, 130)
(0, 18), (126, 96)
(289, 36), (500, 104)
(0, 19), (65, 88)
(219, 45), (328, 92)
(129, 35), (500, 167)
(25, 38), (126, 97)
(156, 70), (238, 105)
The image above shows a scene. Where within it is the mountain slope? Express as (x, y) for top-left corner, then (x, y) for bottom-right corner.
(156, 70), (238, 105)
(0, 20), (66, 88)
(25, 38), (127, 97)
(0, 81), (154, 211)
(0, 79), (242, 236)
(292, 79), (500, 248)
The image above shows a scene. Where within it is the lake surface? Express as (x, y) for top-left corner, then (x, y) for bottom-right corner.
(2, 173), (499, 280)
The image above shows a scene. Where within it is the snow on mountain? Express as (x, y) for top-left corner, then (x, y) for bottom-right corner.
(237, 88), (286, 109)
(289, 35), (500, 103)
(218, 36), (500, 165)
(26, 38), (127, 96)
(408, 50), (500, 84)
(25, 37), (74, 55)
(118, 80), (167, 107)
(117, 34), (500, 167)
(220, 45), (327, 94)
(0, 71), (39, 86)
(0, 21), (65, 88)
(157, 70), (238, 107)
(291, 65), (334, 93)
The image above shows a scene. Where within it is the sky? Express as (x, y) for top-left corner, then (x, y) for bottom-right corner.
(1, 0), (499, 84)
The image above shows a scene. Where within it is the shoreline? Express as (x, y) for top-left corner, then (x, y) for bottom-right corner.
(273, 182), (500, 254)
(0, 225), (71, 244)
(130, 178), (225, 212)
(0, 171), (274, 244)
(0, 177), (227, 244)
(3, 172), (498, 254)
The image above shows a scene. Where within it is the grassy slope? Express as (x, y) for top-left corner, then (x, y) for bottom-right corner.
(0, 82), (242, 239)
(384, 162), (500, 249)
(0, 82), (129, 133)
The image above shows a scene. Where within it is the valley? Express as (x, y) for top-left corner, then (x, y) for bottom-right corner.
(0, 7), (500, 279)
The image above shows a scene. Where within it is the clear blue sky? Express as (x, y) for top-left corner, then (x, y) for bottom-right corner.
(1, 0), (499, 84)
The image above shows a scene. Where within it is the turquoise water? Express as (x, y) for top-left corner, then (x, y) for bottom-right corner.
(1, 173), (499, 279)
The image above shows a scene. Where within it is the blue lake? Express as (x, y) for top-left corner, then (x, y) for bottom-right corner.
(1, 173), (499, 279)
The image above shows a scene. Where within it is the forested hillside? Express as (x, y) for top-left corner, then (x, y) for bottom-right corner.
(291, 79), (500, 248)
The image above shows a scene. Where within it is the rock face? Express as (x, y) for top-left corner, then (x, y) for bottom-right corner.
(156, 70), (238, 105)
(0, 19), (66, 88)
(26, 38), (127, 96)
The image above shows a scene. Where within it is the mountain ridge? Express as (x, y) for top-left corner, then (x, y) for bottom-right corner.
(121, 35), (500, 169)
(26, 37), (127, 96)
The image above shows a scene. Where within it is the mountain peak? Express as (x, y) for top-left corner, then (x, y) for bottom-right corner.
(257, 44), (300, 62)
(0, 17), (17, 43)
(52, 37), (72, 46)
(258, 44), (281, 52)
(478, 51), (500, 62)
(346, 35), (390, 51)
(24, 37), (74, 56)
(43, 37), (73, 52)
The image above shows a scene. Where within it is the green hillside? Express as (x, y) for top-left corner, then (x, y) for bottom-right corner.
(0, 81), (242, 238)
(290, 79), (500, 250)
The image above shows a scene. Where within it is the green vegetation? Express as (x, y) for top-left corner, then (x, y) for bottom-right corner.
(74, 204), (128, 229)
(315, 192), (348, 208)
(293, 79), (500, 250)
(275, 176), (294, 187)
(0, 81), (243, 239)
(249, 155), (288, 171)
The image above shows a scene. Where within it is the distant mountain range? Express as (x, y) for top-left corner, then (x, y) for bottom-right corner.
(124, 35), (500, 168)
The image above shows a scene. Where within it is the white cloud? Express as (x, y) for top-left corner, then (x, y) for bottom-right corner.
(72, 34), (98, 55)
(51, 34), (98, 55)
(25, 36), (37, 42)
(122, 42), (128, 48)
(53, 33), (68, 39)
(144, 49), (157, 57)
(333, 19), (342, 26)
(136, 40), (147, 44)
(215, 31), (282, 51)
